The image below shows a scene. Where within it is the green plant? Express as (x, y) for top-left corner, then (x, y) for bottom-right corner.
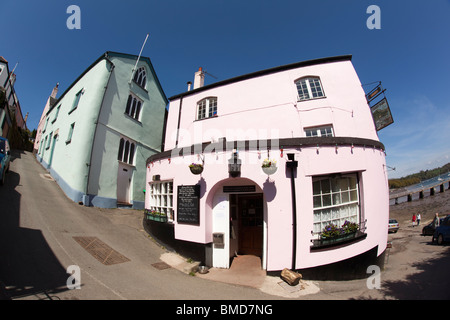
(321, 224), (341, 239)
(342, 220), (358, 234)
(262, 158), (276, 168)
(189, 163), (203, 169)
(321, 220), (359, 239)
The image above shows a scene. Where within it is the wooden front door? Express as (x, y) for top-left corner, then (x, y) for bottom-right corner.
(238, 194), (263, 257)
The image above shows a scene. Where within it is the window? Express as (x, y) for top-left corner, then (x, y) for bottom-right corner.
(305, 125), (334, 137)
(197, 97), (218, 120)
(69, 89), (83, 113)
(46, 132), (53, 149)
(66, 122), (75, 144)
(312, 174), (360, 238)
(43, 118), (49, 133)
(147, 181), (174, 222)
(52, 105), (61, 123)
(295, 77), (325, 101)
(118, 137), (136, 165)
(125, 94), (142, 121)
(133, 67), (147, 88)
(42, 136), (48, 152)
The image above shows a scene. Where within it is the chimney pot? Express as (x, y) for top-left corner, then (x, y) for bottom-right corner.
(193, 67), (205, 89)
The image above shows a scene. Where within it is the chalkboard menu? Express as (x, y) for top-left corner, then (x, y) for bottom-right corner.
(177, 185), (200, 225)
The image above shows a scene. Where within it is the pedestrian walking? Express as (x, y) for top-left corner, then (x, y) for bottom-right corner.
(433, 213), (440, 228)
(412, 214), (416, 227)
(417, 213), (421, 226)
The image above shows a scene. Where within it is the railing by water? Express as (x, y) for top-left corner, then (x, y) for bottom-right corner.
(389, 180), (450, 205)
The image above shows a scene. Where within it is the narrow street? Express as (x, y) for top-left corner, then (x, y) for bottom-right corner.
(0, 150), (275, 300)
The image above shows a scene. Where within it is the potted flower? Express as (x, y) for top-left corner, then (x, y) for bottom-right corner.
(261, 158), (277, 175)
(189, 163), (204, 175)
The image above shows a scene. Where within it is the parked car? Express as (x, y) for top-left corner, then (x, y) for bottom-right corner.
(433, 215), (450, 245)
(388, 219), (399, 233)
(422, 218), (444, 236)
(0, 137), (11, 185)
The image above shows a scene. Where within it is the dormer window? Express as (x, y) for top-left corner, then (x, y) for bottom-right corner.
(133, 67), (147, 88)
(197, 97), (217, 120)
(295, 77), (325, 101)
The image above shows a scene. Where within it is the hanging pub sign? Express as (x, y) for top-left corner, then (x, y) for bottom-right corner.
(371, 98), (394, 131)
(366, 84), (384, 103)
(177, 185), (200, 225)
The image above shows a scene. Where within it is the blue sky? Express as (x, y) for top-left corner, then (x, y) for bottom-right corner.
(1, 0), (449, 178)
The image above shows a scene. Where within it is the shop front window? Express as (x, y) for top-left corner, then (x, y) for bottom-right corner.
(146, 180), (174, 222)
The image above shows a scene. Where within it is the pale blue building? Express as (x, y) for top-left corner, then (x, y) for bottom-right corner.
(36, 51), (168, 209)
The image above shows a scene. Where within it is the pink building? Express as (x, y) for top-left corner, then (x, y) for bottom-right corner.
(33, 83), (58, 153)
(145, 55), (389, 279)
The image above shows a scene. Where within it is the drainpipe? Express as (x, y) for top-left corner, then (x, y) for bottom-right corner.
(174, 95), (184, 148)
(286, 153), (298, 270)
(84, 54), (115, 204)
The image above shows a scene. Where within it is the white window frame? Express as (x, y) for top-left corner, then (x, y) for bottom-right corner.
(196, 97), (218, 120)
(133, 67), (147, 89)
(117, 137), (136, 166)
(147, 180), (174, 222)
(295, 77), (325, 101)
(305, 125), (334, 137)
(125, 93), (143, 121)
(312, 173), (360, 239)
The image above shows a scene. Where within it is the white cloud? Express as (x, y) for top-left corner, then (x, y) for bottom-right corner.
(379, 95), (450, 178)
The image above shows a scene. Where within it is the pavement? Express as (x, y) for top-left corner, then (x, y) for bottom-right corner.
(159, 250), (320, 298)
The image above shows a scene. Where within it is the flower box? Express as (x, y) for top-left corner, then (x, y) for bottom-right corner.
(311, 220), (363, 249)
(319, 231), (357, 246)
(145, 209), (168, 223)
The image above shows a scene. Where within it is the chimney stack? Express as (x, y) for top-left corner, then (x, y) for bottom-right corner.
(193, 67), (204, 89)
(51, 83), (59, 98)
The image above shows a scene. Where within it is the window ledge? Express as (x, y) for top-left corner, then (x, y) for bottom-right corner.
(131, 80), (148, 93)
(118, 160), (135, 168)
(68, 107), (77, 115)
(194, 114), (219, 122)
(297, 96), (327, 103)
(124, 112), (142, 125)
(310, 231), (367, 251)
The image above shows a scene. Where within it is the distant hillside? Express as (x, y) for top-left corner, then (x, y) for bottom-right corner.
(389, 163), (450, 189)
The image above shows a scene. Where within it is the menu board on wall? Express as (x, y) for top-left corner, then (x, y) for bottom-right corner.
(177, 185), (200, 225)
